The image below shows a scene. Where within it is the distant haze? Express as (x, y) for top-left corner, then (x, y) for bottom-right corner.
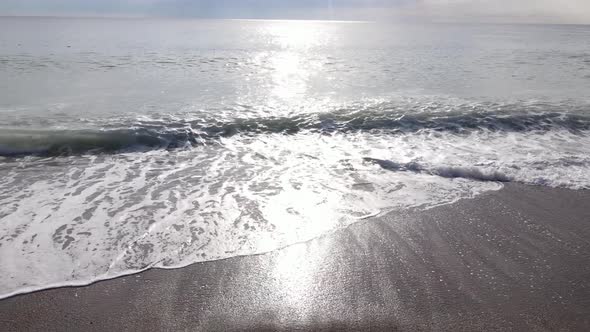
(0, 0), (589, 24)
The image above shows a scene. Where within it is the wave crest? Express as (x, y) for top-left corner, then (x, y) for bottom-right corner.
(1, 102), (589, 157)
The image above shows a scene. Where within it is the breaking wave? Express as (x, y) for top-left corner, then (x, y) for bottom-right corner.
(363, 158), (514, 183)
(1, 102), (589, 157)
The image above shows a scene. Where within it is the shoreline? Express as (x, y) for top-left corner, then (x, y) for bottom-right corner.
(1, 183), (589, 331)
(0, 183), (499, 302)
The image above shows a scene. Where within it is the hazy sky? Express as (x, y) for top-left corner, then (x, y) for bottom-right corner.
(1, 0), (589, 24)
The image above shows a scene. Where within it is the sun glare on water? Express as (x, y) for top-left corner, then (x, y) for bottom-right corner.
(260, 21), (331, 101)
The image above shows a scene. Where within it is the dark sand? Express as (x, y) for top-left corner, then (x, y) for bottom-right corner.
(1, 184), (589, 331)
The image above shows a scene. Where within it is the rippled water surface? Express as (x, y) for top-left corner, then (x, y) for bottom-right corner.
(1, 17), (589, 298)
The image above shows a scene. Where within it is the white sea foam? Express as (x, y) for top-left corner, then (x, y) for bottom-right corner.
(1, 125), (590, 298)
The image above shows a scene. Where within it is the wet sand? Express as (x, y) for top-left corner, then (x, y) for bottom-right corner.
(1, 184), (589, 331)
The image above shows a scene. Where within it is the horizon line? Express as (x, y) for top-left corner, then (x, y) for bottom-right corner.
(0, 14), (589, 27)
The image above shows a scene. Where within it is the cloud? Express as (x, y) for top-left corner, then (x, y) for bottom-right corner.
(418, 0), (590, 23)
(0, 0), (589, 23)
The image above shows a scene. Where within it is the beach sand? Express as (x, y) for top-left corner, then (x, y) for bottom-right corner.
(1, 184), (589, 331)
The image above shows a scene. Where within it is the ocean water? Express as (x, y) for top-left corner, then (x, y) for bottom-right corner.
(1, 17), (590, 298)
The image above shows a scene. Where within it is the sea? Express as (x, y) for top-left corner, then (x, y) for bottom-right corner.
(1, 17), (589, 299)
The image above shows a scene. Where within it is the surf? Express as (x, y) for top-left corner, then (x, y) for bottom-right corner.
(1, 100), (589, 157)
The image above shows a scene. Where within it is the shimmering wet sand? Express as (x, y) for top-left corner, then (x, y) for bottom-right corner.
(1, 184), (589, 331)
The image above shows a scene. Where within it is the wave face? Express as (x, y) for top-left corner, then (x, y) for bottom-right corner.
(1, 101), (589, 157)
